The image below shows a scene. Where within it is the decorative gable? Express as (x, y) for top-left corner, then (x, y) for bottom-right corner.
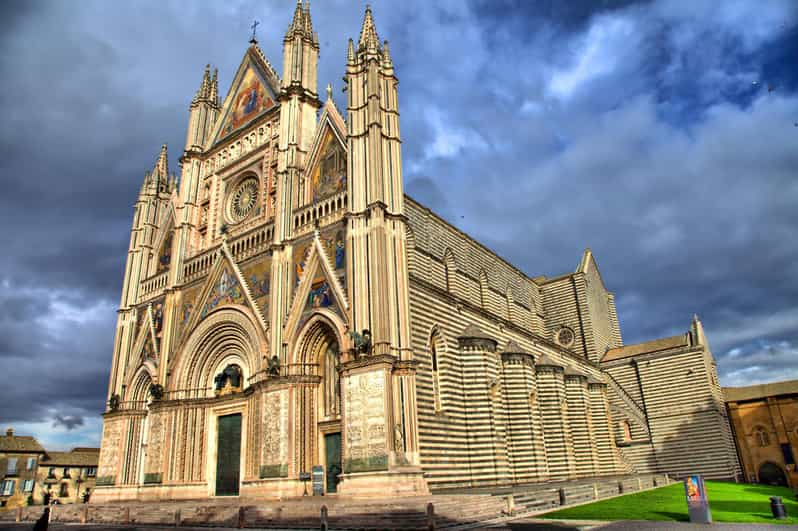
(209, 48), (280, 147)
(304, 103), (347, 205)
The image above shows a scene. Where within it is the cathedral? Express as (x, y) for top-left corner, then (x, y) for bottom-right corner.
(96, 3), (740, 501)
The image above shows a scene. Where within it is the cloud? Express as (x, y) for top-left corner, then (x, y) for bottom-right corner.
(0, 0), (797, 451)
(53, 415), (85, 431)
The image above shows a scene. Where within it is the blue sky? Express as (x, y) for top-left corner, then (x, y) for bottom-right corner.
(0, 0), (796, 449)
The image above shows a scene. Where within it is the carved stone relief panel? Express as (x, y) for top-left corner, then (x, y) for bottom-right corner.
(144, 413), (165, 484)
(261, 389), (289, 477)
(344, 371), (387, 473)
(97, 417), (125, 485)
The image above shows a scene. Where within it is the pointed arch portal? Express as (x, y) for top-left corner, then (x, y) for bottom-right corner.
(294, 315), (344, 493)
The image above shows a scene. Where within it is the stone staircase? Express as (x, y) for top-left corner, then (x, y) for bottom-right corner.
(0, 473), (671, 530)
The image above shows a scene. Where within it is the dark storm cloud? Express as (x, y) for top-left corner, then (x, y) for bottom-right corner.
(53, 415), (85, 431)
(0, 0), (796, 447)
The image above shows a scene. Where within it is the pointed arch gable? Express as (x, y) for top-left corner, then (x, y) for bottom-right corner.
(178, 240), (269, 343)
(284, 232), (350, 344)
(303, 115), (347, 205)
(125, 306), (160, 388)
(205, 47), (281, 149)
(150, 206), (178, 275)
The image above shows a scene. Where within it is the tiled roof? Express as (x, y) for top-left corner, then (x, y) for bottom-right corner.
(0, 434), (45, 453)
(601, 334), (689, 363)
(723, 380), (798, 403)
(41, 448), (100, 467)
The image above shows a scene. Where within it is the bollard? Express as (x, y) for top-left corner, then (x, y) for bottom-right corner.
(238, 506), (245, 528)
(618, 481), (624, 494)
(593, 482), (599, 500)
(175, 508), (181, 527)
(81, 505), (89, 524)
(16, 506), (22, 522)
(558, 488), (566, 506)
(426, 502), (435, 531)
(124, 506), (130, 524)
(770, 496), (787, 520)
(320, 504), (328, 531)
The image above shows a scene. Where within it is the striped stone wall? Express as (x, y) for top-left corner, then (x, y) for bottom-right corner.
(603, 346), (741, 480)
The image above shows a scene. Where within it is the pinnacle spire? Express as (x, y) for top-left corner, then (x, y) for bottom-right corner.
(210, 68), (219, 106)
(347, 38), (355, 63)
(358, 4), (381, 51)
(382, 40), (393, 68)
(155, 143), (169, 179)
(289, 0), (304, 34)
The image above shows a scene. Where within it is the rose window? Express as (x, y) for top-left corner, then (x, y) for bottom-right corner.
(228, 178), (259, 223)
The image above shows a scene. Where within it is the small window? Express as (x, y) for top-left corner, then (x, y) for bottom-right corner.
(621, 420), (632, 442)
(26, 457), (36, 471)
(22, 479), (34, 493)
(47, 468), (55, 478)
(62, 467), (70, 478)
(782, 443), (795, 466)
(755, 427), (770, 447)
(59, 483), (69, 498)
(86, 467), (97, 477)
(430, 331), (442, 412)
(1, 480), (14, 496)
(6, 458), (17, 475)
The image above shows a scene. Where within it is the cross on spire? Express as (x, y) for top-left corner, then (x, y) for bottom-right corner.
(250, 19), (260, 44)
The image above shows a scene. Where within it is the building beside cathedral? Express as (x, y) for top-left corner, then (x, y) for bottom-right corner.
(96, 3), (740, 501)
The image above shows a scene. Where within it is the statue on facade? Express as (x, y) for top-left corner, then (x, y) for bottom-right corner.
(348, 329), (372, 358)
(149, 383), (164, 400)
(108, 393), (121, 411)
(267, 355), (281, 377)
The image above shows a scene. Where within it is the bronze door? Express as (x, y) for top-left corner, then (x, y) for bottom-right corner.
(325, 432), (342, 493)
(215, 413), (242, 496)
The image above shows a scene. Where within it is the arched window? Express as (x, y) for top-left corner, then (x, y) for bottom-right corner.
(621, 420), (632, 442)
(754, 426), (770, 447)
(479, 270), (488, 309)
(322, 339), (341, 418)
(430, 330), (442, 412)
(443, 250), (455, 294)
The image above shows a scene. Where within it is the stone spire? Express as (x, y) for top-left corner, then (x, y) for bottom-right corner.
(382, 40), (393, 68)
(358, 4), (381, 52)
(347, 38), (355, 64)
(209, 68), (219, 106)
(155, 143), (168, 180)
(192, 64), (213, 104)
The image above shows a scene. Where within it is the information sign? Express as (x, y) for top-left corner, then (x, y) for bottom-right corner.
(684, 474), (712, 524)
(312, 465), (324, 496)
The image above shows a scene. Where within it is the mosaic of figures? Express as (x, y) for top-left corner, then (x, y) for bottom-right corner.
(157, 231), (173, 274)
(311, 130), (346, 202)
(176, 282), (204, 342)
(241, 255), (271, 316)
(222, 65), (275, 138)
(200, 268), (245, 319)
(293, 229), (346, 331)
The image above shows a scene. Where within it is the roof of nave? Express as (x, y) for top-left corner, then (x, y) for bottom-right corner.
(404, 194), (542, 303)
(41, 448), (100, 467)
(404, 194), (606, 305)
(601, 333), (690, 363)
(723, 379), (798, 403)
(0, 429), (45, 454)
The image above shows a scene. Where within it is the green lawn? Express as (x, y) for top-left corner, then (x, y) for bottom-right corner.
(541, 481), (798, 525)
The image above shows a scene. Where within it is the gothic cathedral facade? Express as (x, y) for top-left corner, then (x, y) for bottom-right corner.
(96, 3), (740, 501)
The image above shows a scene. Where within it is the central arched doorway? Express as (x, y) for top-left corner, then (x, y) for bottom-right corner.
(759, 462), (788, 486)
(296, 317), (343, 494)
